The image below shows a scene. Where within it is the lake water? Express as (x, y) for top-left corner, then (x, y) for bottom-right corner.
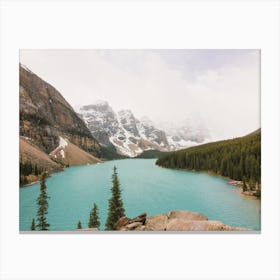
(19, 159), (261, 231)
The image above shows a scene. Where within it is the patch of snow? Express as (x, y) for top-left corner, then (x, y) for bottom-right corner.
(60, 150), (65, 158)
(49, 136), (68, 157)
(134, 146), (143, 154)
(167, 135), (201, 150)
(59, 136), (68, 148)
(109, 136), (143, 157)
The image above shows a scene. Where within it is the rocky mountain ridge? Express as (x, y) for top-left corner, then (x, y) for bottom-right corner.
(20, 64), (103, 158)
(19, 64), (108, 185)
(79, 101), (210, 157)
(157, 119), (211, 150)
(79, 101), (170, 157)
(49, 136), (102, 165)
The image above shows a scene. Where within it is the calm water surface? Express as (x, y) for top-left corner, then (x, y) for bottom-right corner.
(20, 159), (261, 231)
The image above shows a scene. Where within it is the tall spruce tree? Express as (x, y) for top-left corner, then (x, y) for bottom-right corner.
(77, 220), (82, 229)
(242, 176), (247, 192)
(30, 218), (36, 231)
(88, 203), (100, 229)
(105, 166), (125, 230)
(36, 172), (50, 230)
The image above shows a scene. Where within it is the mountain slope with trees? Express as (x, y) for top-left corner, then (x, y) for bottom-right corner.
(20, 64), (102, 157)
(19, 64), (124, 185)
(156, 129), (261, 184)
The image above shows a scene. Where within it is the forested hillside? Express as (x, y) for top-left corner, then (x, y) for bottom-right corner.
(156, 129), (261, 183)
(136, 149), (170, 159)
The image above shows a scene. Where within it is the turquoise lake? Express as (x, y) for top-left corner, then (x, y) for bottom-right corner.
(19, 159), (261, 231)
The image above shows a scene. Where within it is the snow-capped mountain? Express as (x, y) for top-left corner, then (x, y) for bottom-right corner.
(79, 101), (169, 157)
(157, 119), (211, 150)
(78, 101), (210, 157)
(78, 101), (120, 146)
(137, 116), (169, 147)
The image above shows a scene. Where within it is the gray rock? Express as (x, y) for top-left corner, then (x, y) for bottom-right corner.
(167, 210), (208, 221)
(125, 222), (143, 230)
(114, 210), (249, 231)
(144, 214), (168, 231)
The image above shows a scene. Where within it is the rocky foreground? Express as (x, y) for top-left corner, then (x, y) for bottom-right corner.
(79, 210), (248, 231)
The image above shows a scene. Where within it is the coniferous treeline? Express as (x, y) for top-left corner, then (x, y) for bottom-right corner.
(20, 158), (45, 185)
(156, 129), (261, 183)
(136, 149), (170, 159)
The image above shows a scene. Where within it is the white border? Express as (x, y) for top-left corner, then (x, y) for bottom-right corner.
(0, 1), (279, 280)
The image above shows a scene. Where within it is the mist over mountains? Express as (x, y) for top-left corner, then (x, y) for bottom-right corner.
(78, 100), (210, 157)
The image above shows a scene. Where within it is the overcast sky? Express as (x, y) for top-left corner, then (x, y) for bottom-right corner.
(20, 49), (260, 140)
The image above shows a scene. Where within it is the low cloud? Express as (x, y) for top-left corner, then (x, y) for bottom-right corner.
(20, 49), (260, 140)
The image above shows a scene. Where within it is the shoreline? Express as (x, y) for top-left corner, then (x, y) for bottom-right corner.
(20, 180), (40, 188)
(155, 164), (261, 200)
(20, 167), (64, 188)
(235, 187), (259, 200)
(21, 159), (260, 201)
(19, 159), (110, 188)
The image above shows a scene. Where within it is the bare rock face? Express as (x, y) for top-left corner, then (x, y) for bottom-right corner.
(79, 101), (120, 146)
(115, 213), (147, 231)
(165, 220), (243, 231)
(167, 210), (208, 221)
(79, 102), (170, 157)
(19, 64), (102, 158)
(115, 210), (248, 231)
(144, 214), (168, 231)
(144, 210), (208, 231)
(76, 228), (99, 231)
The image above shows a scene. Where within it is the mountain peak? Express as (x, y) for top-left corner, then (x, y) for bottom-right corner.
(19, 63), (31, 73)
(79, 101), (170, 157)
(118, 109), (134, 117)
(80, 100), (111, 112)
(78, 100), (210, 157)
(139, 116), (153, 126)
(93, 100), (109, 106)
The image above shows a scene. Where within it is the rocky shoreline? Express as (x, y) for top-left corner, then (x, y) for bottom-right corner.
(157, 165), (261, 200)
(77, 210), (249, 232)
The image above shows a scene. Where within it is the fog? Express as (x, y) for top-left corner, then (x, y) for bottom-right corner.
(20, 49), (260, 140)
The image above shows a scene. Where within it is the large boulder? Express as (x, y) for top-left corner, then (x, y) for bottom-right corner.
(166, 220), (245, 231)
(145, 214), (168, 231)
(115, 213), (147, 230)
(114, 210), (248, 231)
(167, 210), (208, 221)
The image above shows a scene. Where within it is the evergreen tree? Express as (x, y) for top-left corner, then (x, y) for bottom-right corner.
(105, 166), (125, 230)
(249, 178), (255, 191)
(36, 172), (50, 230)
(255, 188), (261, 198)
(242, 176), (247, 192)
(30, 218), (36, 230)
(88, 203), (100, 229)
(77, 220), (82, 229)
(156, 129), (261, 183)
(34, 164), (38, 175)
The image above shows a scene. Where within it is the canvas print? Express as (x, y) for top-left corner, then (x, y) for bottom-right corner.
(19, 49), (261, 232)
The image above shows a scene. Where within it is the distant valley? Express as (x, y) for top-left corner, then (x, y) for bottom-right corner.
(19, 64), (209, 184)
